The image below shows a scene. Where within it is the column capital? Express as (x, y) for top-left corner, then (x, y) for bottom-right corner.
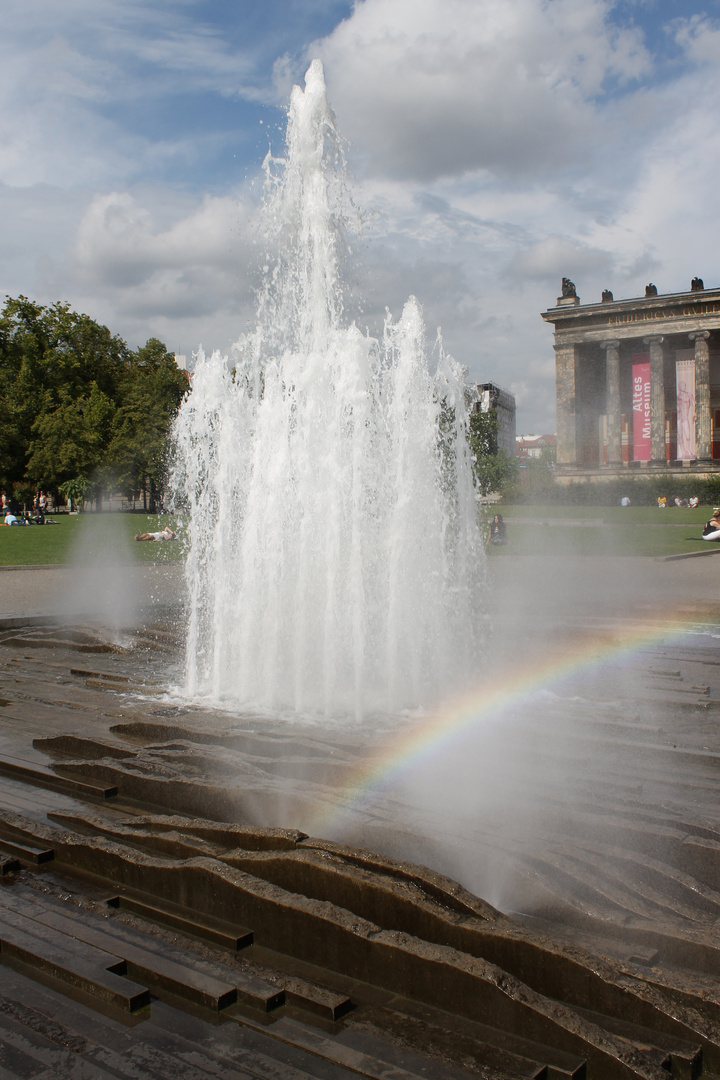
(604, 339), (621, 350)
(689, 331), (710, 342)
(643, 335), (664, 346)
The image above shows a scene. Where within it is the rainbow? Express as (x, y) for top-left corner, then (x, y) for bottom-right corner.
(308, 607), (716, 837)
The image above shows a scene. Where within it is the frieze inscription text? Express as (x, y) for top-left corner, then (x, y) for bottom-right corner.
(608, 301), (720, 325)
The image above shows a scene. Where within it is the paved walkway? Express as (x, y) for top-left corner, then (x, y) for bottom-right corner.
(0, 563), (186, 620)
(488, 553), (720, 628)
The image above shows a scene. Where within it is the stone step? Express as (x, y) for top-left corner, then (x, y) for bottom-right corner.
(105, 892), (254, 952)
(1, 635), (113, 653)
(0, 752), (118, 800)
(103, 894), (354, 1021)
(70, 667), (132, 683)
(34, 733), (137, 761)
(0, 853), (21, 875)
(0, 837), (54, 865)
(0, 890), (281, 1014)
(389, 996), (586, 1080)
(576, 1003), (705, 1080)
(31, 912), (238, 1012)
(226, 1007), (549, 1080)
(0, 1012), (122, 1080)
(0, 904), (150, 1013)
(0, 966), (358, 1080)
(283, 975), (354, 1022)
(0, 972), (367, 1080)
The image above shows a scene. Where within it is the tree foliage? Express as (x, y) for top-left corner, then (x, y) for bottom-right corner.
(108, 338), (189, 510)
(468, 409), (516, 496)
(0, 297), (188, 508)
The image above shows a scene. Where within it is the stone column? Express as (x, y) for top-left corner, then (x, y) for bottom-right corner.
(690, 331), (711, 461)
(605, 340), (622, 465)
(555, 343), (579, 466)
(644, 335), (666, 464)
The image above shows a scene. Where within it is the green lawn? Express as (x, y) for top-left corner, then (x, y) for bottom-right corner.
(494, 504), (712, 525)
(0, 513), (184, 566)
(2, 505), (716, 565)
(483, 504), (718, 557)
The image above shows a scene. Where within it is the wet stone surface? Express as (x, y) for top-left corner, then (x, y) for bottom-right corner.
(2, 561), (720, 1077)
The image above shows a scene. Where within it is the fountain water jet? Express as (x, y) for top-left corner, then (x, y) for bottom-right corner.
(171, 60), (484, 719)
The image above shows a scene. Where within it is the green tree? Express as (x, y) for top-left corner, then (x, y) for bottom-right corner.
(107, 338), (189, 511)
(26, 383), (116, 488)
(468, 409), (516, 497)
(0, 296), (130, 493)
(58, 476), (89, 512)
(469, 408), (499, 458)
(0, 298), (187, 509)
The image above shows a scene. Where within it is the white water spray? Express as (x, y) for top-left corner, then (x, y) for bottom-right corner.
(172, 61), (484, 718)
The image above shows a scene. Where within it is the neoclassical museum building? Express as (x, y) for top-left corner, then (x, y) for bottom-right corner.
(542, 278), (720, 479)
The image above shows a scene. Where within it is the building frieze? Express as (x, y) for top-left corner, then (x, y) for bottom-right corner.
(542, 289), (720, 342)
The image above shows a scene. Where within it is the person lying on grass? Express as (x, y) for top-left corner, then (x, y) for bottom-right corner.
(134, 527), (177, 542)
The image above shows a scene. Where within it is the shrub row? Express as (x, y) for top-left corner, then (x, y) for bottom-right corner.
(502, 471), (720, 507)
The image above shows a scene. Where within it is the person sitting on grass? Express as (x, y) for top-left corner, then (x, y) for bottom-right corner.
(3, 510), (18, 525)
(689, 495), (699, 508)
(657, 495), (667, 508)
(134, 526), (177, 542)
(488, 513), (507, 546)
(702, 509), (720, 541)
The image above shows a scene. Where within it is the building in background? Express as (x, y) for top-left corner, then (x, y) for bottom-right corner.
(516, 433), (556, 461)
(174, 354), (193, 386)
(467, 383), (517, 457)
(542, 278), (720, 480)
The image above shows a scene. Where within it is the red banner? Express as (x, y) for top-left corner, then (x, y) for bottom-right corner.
(632, 358), (651, 461)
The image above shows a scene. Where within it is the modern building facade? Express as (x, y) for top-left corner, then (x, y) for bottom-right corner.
(541, 279), (720, 479)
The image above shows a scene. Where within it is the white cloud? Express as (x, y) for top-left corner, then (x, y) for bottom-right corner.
(312, 0), (650, 181)
(283, 0), (720, 431)
(672, 14), (720, 65)
(3, 0), (720, 435)
(510, 236), (615, 285)
(66, 190), (259, 345)
(0, 0), (284, 189)
(0, 183), (259, 364)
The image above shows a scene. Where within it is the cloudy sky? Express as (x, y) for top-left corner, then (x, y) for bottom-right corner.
(1, 0), (719, 433)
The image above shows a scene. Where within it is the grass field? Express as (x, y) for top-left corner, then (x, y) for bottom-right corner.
(0, 514), (184, 566)
(1, 506), (718, 566)
(483, 504), (718, 557)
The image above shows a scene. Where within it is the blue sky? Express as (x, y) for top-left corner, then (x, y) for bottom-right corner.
(2, 0), (720, 432)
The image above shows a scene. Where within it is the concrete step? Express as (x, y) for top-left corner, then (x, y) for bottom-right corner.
(0, 853), (21, 875)
(0, 967), (360, 1080)
(0, 1011), (121, 1080)
(0, 752), (118, 800)
(0, 890), (280, 1014)
(0, 837), (54, 865)
(0, 904), (150, 1013)
(105, 892), (254, 952)
(283, 975), (354, 1022)
(226, 1007), (546, 1080)
(103, 894), (353, 1021)
(28, 912), (238, 1012)
(34, 734), (137, 761)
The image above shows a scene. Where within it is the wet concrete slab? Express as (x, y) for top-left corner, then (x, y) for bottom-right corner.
(1, 560), (720, 1076)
